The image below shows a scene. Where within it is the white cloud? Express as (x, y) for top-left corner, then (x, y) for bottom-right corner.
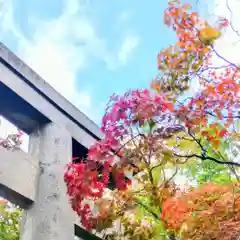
(213, 0), (240, 65)
(0, 0), (98, 146)
(118, 35), (139, 66)
(0, 0), (140, 145)
(16, 0), (104, 110)
(0, 0), (140, 113)
(0, 0), (89, 108)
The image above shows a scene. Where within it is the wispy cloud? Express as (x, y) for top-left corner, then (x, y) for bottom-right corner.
(0, 0), (25, 40)
(213, 0), (240, 65)
(18, 0), (107, 114)
(0, 0), (96, 114)
(0, 0), (140, 120)
(118, 35), (139, 66)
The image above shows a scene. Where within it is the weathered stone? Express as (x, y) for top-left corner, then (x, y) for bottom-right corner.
(0, 42), (103, 141)
(0, 42), (104, 239)
(0, 146), (38, 207)
(20, 123), (74, 240)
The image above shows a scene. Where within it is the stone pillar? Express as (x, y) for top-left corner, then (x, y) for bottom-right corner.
(20, 122), (74, 240)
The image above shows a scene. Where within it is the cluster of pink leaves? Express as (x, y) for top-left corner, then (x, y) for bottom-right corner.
(64, 89), (175, 229)
(102, 90), (173, 139)
(0, 130), (23, 149)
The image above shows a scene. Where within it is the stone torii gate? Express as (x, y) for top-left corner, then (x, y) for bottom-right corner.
(0, 42), (103, 240)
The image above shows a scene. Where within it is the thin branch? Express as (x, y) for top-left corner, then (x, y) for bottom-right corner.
(161, 165), (179, 188)
(197, 64), (232, 75)
(206, 111), (240, 119)
(226, 0), (240, 38)
(186, 121), (206, 153)
(173, 152), (240, 167)
(113, 133), (141, 155)
(129, 125), (148, 165)
(228, 165), (240, 181)
(135, 199), (162, 221)
(211, 45), (239, 69)
(150, 162), (164, 172)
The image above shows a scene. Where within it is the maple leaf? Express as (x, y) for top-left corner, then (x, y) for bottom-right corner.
(199, 25), (221, 45)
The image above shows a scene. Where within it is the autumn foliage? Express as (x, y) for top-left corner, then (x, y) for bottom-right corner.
(162, 183), (240, 239)
(64, 0), (240, 239)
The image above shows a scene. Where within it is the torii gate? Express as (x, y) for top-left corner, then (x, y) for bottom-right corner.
(0, 42), (103, 240)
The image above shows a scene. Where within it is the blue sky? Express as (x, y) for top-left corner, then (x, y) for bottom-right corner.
(0, 0), (219, 125)
(1, 0), (239, 154)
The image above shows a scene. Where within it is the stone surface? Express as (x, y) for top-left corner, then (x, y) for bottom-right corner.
(0, 61), (98, 148)
(0, 42), (106, 239)
(0, 146), (38, 205)
(20, 123), (75, 240)
(0, 42), (103, 140)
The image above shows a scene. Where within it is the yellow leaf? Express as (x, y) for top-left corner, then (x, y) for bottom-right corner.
(202, 47), (210, 54)
(199, 26), (221, 44)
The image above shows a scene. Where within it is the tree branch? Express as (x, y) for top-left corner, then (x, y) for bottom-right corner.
(173, 152), (240, 167)
(226, 0), (240, 38)
(211, 45), (239, 69)
(135, 199), (162, 221)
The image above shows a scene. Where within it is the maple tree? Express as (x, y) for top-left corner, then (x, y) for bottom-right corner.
(64, 0), (239, 239)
